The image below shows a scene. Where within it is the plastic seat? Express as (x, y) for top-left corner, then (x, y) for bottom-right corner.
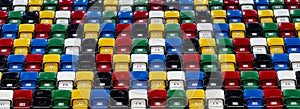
(25, 54), (42, 72)
(183, 54), (200, 71)
(0, 38), (13, 55)
(132, 38), (148, 54)
(1, 72), (19, 89)
(90, 89), (110, 108)
(0, 0), (13, 10)
(181, 23), (197, 38)
(133, 11), (148, 24)
(32, 90), (52, 108)
(179, 0), (193, 10)
(283, 89), (300, 108)
(194, 0), (208, 10)
(149, 11), (164, 24)
(129, 89), (148, 108)
(206, 72), (224, 89)
(165, 24), (180, 38)
(216, 38), (233, 54)
(209, 0), (223, 10)
(115, 37), (131, 54)
(213, 23), (229, 38)
(277, 70), (296, 90)
(167, 89), (186, 108)
(0, 11), (8, 24)
(263, 89), (283, 108)
(77, 54), (95, 71)
(199, 38), (216, 54)
(180, 10), (195, 23)
(164, 0), (179, 11)
(13, 90), (32, 108)
(64, 38), (81, 55)
(148, 54), (166, 71)
(285, 38), (300, 53)
(211, 10), (226, 23)
(13, 0), (27, 11)
(8, 11), (23, 24)
(239, 0), (254, 10)
(57, 72), (75, 90)
(0, 56), (7, 71)
(196, 10), (212, 23)
(244, 89), (264, 108)
(164, 11), (180, 24)
(47, 38), (64, 54)
(224, 0), (239, 10)
(102, 10), (117, 23)
(285, 0), (300, 9)
(262, 23), (279, 38)
(52, 90), (71, 109)
(116, 24), (132, 38)
(112, 71), (130, 90)
(246, 23), (262, 38)
(100, 23), (116, 38)
(43, 54), (60, 72)
(74, 0), (88, 10)
(113, 54), (130, 71)
(67, 24), (84, 38)
(2, 24), (18, 39)
(30, 38), (46, 54)
(206, 89), (225, 109)
(132, 24), (148, 38)
(149, 0), (163, 10)
(296, 23), (300, 37)
(149, 24), (164, 38)
(149, 71), (166, 89)
(267, 38), (284, 54)
(166, 38), (182, 54)
(279, 22), (295, 38)
(51, 24), (67, 38)
(230, 23), (246, 38)
(223, 71), (240, 89)
(166, 54), (183, 71)
(0, 90), (13, 109)
(149, 38), (165, 54)
(98, 38), (114, 54)
(110, 90), (129, 107)
(274, 9), (290, 23)
(131, 54), (148, 71)
(103, 0), (118, 10)
(96, 54), (112, 72)
(71, 89), (90, 109)
(241, 71), (259, 89)
(60, 54), (78, 71)
(39, 11), (55, 24)
(59, 0), (73, 10)
(43, 0), (58, 10)
(167, 71), (185, 89)
(182, 38), (199, 53)
(38, 72), (56, 90)
(259, 71), (278, 88)
(270, 0), (284, 9)
(201, 54), (218, 72)
(258, 10), (274, 23)
(35, 24), (51, 39)
(88, 0), (103, 10)
(148, 90), (167, 108)
(227, 10), (242, 23)
(118, 11), (133, 24)
(254, 0), (269, 9)
(290, 53), (300, 70)
(55, 11), (71, 24)
(225, 90), (244, 108)
(119, 0), (133, 11)
(13, 38), (30, 55)
(254, 54), (273, 70)
(75, 71), (93, 89)
(290, 9), (300, 22)
(7, 55), (25, 72)
(272, 54), (289, 71)
(250, 38), (267, 54)
(18, 24), (34, 39)
(81, 38), (97, 54)
(197, 23), (213, 38)
(236, 53), (254, 70)
(186, 71), (204, 89)
(242, 10), (258, 23)
(86, 11), (101, 23)
(219, 54), (236, 71)
(84, 24), (100, 39)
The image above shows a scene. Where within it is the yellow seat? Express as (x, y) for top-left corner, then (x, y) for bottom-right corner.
(98, 38), (115, 54)
(113, 54), (130, 71)
(28, 0), (43, 11)
(186, 90), (205, 109)
(75, 71), (94, 89)
(199, 38), (216, 54)
(194, 0), (209, 10)
(211, 10), (226, 23)
(40, 11), (55, 24)
(230, 23), (246, 38)
(258, 10), (274, 23)
(103, 0), (118, 10)
(295, 23), (300, 37)
(19, 24), (35, 39)
(218, 54), (236, 71)
(84, 24), (100, 39)
(164, 11), (180, 24)
(0, 72), (2, 80)
(149, 71), (167, 90)
(267, 38), (284, 54)
(13, 38), (30, 55)
(149, 24), (165, 38)
(43, 54), (60, 72)
(71, 89), (91, 109)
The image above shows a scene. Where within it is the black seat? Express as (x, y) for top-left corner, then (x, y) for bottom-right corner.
(77, 54), (96, 71)
(93, 72), (112, 89)
(81, 38), (97, 54)
(1, 72), (19, 89)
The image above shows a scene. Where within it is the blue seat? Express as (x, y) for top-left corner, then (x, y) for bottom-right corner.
(272, 54), (289, 71)
(179, 0), (194, 10)
(285, 38), (300, 53)
(7, 54), (25, 72)
(213, 23), (229, 38)
(148, 54), (166, 71)
(244, 89), (264, 109)
(186, 71), (204, 89)
(86, 11), (101, 23)
(118, 11), (133, 24)
(100, 23), (116, 38)
(90, 89), (110, 109)
(61, 54), (78, 71)
(2, 24), (18, 39)
(20, 72), (38, 91)
(227, 10), (242, 23)
(31, 38), (47, 54)
(254, 0), (269, 10)
(131, 71), (148, 89)
(166, 38), (182, 54)
(74, 0), (88, 10)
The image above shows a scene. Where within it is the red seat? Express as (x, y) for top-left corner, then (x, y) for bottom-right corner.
(181, 23), (197, 38)
(0, 11), (8, 24)
(35, 24), (51, 39)
(0, 38), (13, 56)
(285, 0), (300, 9)
(25, 54), (43, 72)
(236, 53), (254, 71)
(278, 22), (295, 38)
(149, 0), (164, 10)
(112, 71), (130, 90)
(116, 24), (132, 38)
(183, 54), (200, 71)
(259, 71), (278, 89)
(233, 38), (251, 53)
(59, 0), (73, 10)
(71, 11), (86, 24)
(222, 71), (241, 89)
(263, 89), (283, 108)
(242, 10), (258, 23)
(115, 37), (132, 54)
(148, 90), (167, 107)
(134, 11), (149, 24)
(13, 90), (32, 109)
(96, 54), (112, 72)
(224, 0), (239, 10)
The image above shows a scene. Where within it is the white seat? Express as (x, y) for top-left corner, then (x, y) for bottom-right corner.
(205, 89), (225, 109)
(149, 38), (165, 54)
(55, 11), (71, 24)
(131, 54), (148, 71)
(0, 90), (13, 109)
(250, 38), (267, 54)
(239, 0), (254, 10)
(57, 72), (75, 90)
(167, 71), (185, 89)
(277, 70), (296, 90)
(129, 89), (148, 108)
(119, 0), (133, 11)
(13, 0), (28, 11)
(197, 23), (213, 38)
(149, 11), (164, 24)
(289, 53), (300, 70)
(64, 38), (81, 55)
(274, 9), (290, 23)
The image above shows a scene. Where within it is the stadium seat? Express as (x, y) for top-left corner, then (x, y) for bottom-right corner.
(39, 11), (55, 24)
(290, 9), (300, 22)
(116, 24), (132, 37)
(132, 24), (148, 38)
(98, 38), (115, 54)
(166, 54), (183, 71)
(223, 71), (240, 89)
(244, 89), (264, 108)
(60, 54), (78, 71)
(149, 11), (164, 24)
(64, 38), (81, 55)
(132, 38), (148, 54)
(239, 0), (254, 10)
(283, 89), (300, 108)
(13, 90), (32, 108)
(13, 38), (30, 55)
(186, 89), (205, 109)
(71, 89), (90, 109)
(277, 70), (296, 90)
(224, 0), (239, 10)
(164, 0), (179, 11)
(96, 54), (112, 72)
(274, 9), (290, 23)
(0, 0), (13, 10)
(0, 56), (7, 71)
(32, 90), (52, 108)
(110, 90), (129, 107)
(183, 54), (200, 71)
(195, 10), (212, 23)
(166, 38), (182, 54)
(129, 89), (148, 108)
(267, 38), (284, 54)
(149, 38), (165, 54)
(149, 71), (166, 89)
(285, 38), (300, 53)
(13, 0), (27, 11)
(43, 0), (58, 10)
(113, 54), (130, 71)
(74, 0), (88, 10)
(149, 24), (164, 38)
(0, 11), (8, 24)
(296, 23), (300, 37)
(52, 90), (71, 109)
(7, 54), (25, 72)
(216, 38), (233, 54)
(18, 24), (34, 39)
(103, 0), (118, 10)
(197, 23), (213, 38)
(279, 22), (295, 38)
(219, 54), (236, 71)
(112, 71), (130, 90)
(57, 72), (75, 90)
(167, 71), (185, 89)
(179, 0), (194, 10)
(66, 24), (83, 37)
(241, 71), (259, 89)
(47, 38), (64, 54)
(84, 24), (100, 39)
(119, 0), (133, 11)
(186, 71), (204, 89)
(201, 54), (218, 72)
(30, 38), (47, 54)
(1, 72), (19, 89)
(211, 10), (226, 23)
(199, 38), (216, 54)
(88, 0), (103, 10)
(86, 11), (101, 23)
(230, 23), (246, 38)
(254, 0), (269, 9)
(25, 54), (43, 72)
(167, 89), (186, 108)
(55, 11), (71, 24)
(182, 38), (199, 53)
(115, 37), (132, 54)
(209, 0), (224, 10)
(59, 0), (73, 10)
(100, 23), (116, 38)
(259, 71), (278, 89)
(242, 10), (258, 23)
(180, 10), (195, 23)
(164, 11), (180, 24)
(258, 10), (274, 23)
(75, 71), (93, 89)
(227, 10), (242, 23)
(131, 54), (148, 71)
(148, 54), (166, 71)
(236, 53), (254, 70)
(262, 23), (279, 38)
(225, 90), (244, 108)
(8, 11), (23, 24)
(165, 23), (180, 38)
(148, 90), (167, 108)
(102, 10), (117, 23)
(254, 54), (272, 70)
(38, 72), (56, 90)
(213, 23), (229, 38)
(285, 0), (300, 9)
(43, 54), (60, 72)
(0, 38), (13, 55)
(205, 89), (225, 109)
(263, 89), (283, 108)
(81, 38), (97, 54)
(51, 24), (67, 38)
(194, 0), (209, 10)
(2, 24), (18, 39)
(78, 54), (96, 71)
(118, 11), (133, 24)
(270, 0), (284, 9)
(289, 53), (300, 70)
(272, 54), (289, 70)
(250, 38), (267, 54)
(0, 90), (13, 109)
(35, 24), (51, 39)
(246, 23), (262, 37)
(93, 72), (112, 89)
(90, 89), (110, 108)
(133, 11), (148, 24)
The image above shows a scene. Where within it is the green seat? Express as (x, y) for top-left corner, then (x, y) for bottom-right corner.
(270, 0), (284, 9)
(241, 71), (259, 89)
(201, 54), (218, 72)
(43, 0), (58, 10)
(209, 0), (223, 10)
(165, 24), (181, 38)
(290, 9), (300, 23)
(8, 11), (23, 24)
(167, 90), (186, 108)
(52, 90), (71, 109)
(216, 38), (233, 54)
(132, 38), (148, 54)
(262, 23), (279, 38)
(39, 72), (56, 90)
(180, 10), (195, 23)
(134, 0), (148, 11)
(102, 10), (117, 23)
(51, 24), (67, 38)
(283, 89), (300, 109)
(47, 38), (64, 54)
